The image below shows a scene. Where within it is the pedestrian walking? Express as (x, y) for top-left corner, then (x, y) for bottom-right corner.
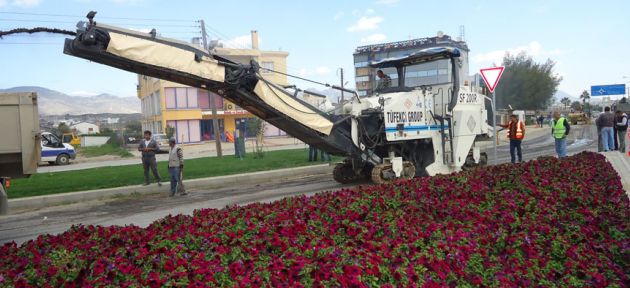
(596, 107), (616, 151)
(616, 110), (628, 153)
(138, 130), (162, 186)
(551, 111), (570, 158)
(167, 137), (186, 196)
(498, 113), (525, 163)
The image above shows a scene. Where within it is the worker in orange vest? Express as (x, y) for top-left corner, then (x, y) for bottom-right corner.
(499, 113), (525, 163)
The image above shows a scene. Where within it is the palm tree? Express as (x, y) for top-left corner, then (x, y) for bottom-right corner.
(560, 97), (571, 109)
(579, 90), (590, 104)
(579, 90), (591, 114)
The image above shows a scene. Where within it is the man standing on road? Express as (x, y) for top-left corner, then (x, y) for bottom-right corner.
(596, 107), (616, 152)
(616, 110), (628, 153)
(138, 130), (162, 186)
(551, 111), (571, 158)
(499, 113), (525, 163)
(167, 137), (185, 196)
(376, 70), (391, 91)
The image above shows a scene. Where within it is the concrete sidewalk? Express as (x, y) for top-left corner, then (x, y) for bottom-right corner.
(8, 164), (333, 214)
(603, 151), (630, 199)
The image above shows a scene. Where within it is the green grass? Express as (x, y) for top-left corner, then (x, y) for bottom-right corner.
(8, 149), (340, 199)
(79, 144), (134, 158)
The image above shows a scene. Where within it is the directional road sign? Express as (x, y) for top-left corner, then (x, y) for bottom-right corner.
(591, 84), (626, 96)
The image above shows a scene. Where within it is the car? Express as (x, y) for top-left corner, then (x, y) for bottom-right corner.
(41, 132), (76, 165)
(152, 133), (169, 146)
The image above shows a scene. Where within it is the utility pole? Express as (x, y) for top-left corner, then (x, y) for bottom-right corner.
(200, 20), (222, 157)
(339, 68), (345, 104)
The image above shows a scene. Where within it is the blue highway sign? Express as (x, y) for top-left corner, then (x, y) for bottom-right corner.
(591, 84), (626, 96)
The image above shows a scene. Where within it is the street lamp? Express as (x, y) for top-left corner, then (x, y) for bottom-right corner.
(623, 76), (630, 98)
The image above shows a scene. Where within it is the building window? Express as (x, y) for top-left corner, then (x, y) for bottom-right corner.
(153, 91), (161, 115)
(354, 61), (368, 68)
(356, 76), (369, 82)
(357, 90), (367, 96)
(167, 120), (201, 143)
(165, 87), (199, 109)
(261, 61), (274, 73)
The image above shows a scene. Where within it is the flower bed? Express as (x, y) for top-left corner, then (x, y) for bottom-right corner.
(1, 152), (628, 287)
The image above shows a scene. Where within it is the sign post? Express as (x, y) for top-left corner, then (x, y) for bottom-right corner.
(480, 66), (505, 165)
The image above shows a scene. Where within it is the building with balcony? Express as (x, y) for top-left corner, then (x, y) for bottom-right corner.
(138, 31), (289, 143)
(353, 32), (470, 97)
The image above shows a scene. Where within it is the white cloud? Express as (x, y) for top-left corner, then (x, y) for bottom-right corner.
(0, 0), (6, 7)
(315, 66), (331, 75)
(110, 0), (144, 4)
(471, 41), (565, 66)
(376, 0), (399, 5)
(361, 33), (387, 43)
(365, 9), (375, 14)
(333, 11), (344, 21)
(73, 0), (144, 4)
(11, 0), (40, 7)
(298, 68), (312, 77)
(219, 35), (252, 49)
(347, 16), (384, 32)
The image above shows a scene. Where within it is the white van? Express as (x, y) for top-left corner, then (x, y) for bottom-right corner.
(41, 132), (76, 165)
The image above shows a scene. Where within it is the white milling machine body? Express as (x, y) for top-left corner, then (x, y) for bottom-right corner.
(339, 47), (491, 183)
(60, 13), (491, 183)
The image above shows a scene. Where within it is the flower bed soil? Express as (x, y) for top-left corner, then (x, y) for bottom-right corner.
(1, 152), (628, 287)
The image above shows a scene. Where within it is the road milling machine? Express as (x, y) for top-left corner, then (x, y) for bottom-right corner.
(61, 13), (492, 183)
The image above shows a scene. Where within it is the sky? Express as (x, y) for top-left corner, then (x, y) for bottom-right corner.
(1, 0), (629, 100)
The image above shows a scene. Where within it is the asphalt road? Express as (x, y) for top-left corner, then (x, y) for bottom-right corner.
(1, 125), (599, 245)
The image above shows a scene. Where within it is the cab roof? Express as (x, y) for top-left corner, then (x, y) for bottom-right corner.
(369, 47), (460, 68)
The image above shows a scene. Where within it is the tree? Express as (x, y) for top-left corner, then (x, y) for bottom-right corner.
(54, 122), (71, 137)
(579, 90), (591, 114)
(246, 117), (266, 159)
(579, 90), (590, 104)
(560, 97), (571, 109)
(494, 52), (562, 110)
(570, 101), (582, 111)
(125, 120), (142, 134)
(165, 125), (175, 139)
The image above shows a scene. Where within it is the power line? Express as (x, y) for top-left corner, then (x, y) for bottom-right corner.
(0, 19), (197, 28)
(0, 11), (192, 22)
(0, 42), (60, 45)
(199, 23), (303, 74)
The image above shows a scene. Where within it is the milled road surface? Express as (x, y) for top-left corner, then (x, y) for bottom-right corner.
(0, 125), (600, 245)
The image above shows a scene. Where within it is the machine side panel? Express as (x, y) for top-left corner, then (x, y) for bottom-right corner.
(383, 91), (445, 141)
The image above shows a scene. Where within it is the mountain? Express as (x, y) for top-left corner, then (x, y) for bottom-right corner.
(0, 86), (140, 115)
(553, 90), (576, 102)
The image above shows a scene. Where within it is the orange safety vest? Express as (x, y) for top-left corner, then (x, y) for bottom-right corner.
(507, 120), (525, 140)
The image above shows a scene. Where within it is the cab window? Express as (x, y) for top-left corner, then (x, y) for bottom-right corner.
(42, 134), (61, 148)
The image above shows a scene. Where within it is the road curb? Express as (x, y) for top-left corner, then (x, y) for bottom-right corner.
(602, 152), (630, 199)
(8, 164), (333, 213)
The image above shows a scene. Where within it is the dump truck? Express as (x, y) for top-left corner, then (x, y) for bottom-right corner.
(0, 92), (41, 214)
